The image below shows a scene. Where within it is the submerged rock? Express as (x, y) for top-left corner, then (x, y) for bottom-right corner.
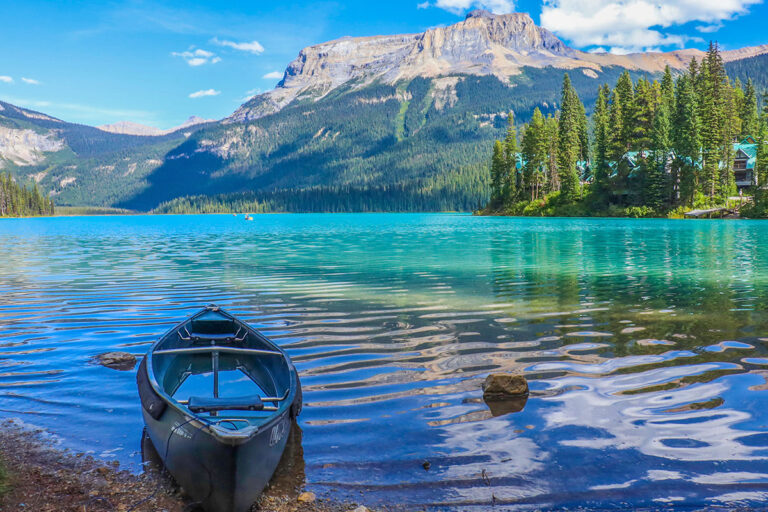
(482, 373), (528, 399)
(93, 352), (137, 371)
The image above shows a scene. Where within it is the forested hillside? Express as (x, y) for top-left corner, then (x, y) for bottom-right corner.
(0, 173), (54, 217)
(483, 43), (768, 218)
(120, 67), (653, 212)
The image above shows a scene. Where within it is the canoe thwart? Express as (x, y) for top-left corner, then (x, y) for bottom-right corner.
(152, 346), (283, 356)
(188, 395), (265, 413)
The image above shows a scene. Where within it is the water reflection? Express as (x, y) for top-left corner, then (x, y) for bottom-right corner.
(3, 215), (768, 508)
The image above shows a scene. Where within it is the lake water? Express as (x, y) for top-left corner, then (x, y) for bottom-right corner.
(3, 213), (768, 509)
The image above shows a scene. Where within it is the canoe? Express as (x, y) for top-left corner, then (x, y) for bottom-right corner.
(137, 305), (302, 512)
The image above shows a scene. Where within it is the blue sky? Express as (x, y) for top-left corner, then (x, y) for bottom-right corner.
(1, 0), (767, 129)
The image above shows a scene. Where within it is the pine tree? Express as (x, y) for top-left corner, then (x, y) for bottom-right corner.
(592, 85), (611, 201)
(661, 66), (675, 112)
(632, 77), (656, 150)
(673, 74), (701, 205)
(615, 71), (635, 150)
(646, 101), (671, 209)
(557, 74), (583, 201)
(521, 108), (547, 201)
(545, 115), (560, 193)
(490, 140), (506, 208)
(741, 78), (759, 137)
(503, 112), (518, 204)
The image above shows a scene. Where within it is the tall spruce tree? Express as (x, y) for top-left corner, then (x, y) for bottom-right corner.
(545, 114), (560, 193)
(673, 74), (701, 205)
(741, 78), (759, 137)
(521, 108), (547, 200)
(490, 140), (506, 208)
(503, 112), (518, 204)
(615, 71), (635, 151)
(646, 101), (672, 209)
(592, 85), (611, 201)
(632, 77), (656, 150)
(557, 73), (583, 201)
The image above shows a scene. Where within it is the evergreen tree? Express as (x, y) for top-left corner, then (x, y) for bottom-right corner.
(646, 101), (671, 209)
(592, 84), (611, 201)
(544, 114), (560, 193)
(490, 140), (506, 208)
(615, 71), (635, 150)
(672, 74), (701, 205)
(741, 78), (759, 137)
(661, 66), (675, 112)
(632, 77), (656, 150)
(503, 112), (519, 203)
(557, 74), (583, 201)
(521, 108), (547, 200)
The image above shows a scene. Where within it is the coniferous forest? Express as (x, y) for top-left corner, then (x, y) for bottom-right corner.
(482, 43), (768, 218)
(0, 173), (54, 217)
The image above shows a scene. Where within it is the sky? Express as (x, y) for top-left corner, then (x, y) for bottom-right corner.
(1, 0), (767, 129)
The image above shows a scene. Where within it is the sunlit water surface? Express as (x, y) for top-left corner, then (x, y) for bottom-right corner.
(3, 213), (768, 509)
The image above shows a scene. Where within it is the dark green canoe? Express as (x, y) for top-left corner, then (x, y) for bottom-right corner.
(137, 305), (302, 512)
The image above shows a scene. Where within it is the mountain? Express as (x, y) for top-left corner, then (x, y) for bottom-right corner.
(229, 10), (768, 122)
(97, 116), (216, 136)
(2, 10), (768, 212)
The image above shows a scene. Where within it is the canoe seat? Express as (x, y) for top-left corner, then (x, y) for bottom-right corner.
(188, 332), (239, 342)
(187, 395), (264, 413)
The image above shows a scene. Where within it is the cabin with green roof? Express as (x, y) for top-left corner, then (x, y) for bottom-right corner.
(732, 139), (758, 189)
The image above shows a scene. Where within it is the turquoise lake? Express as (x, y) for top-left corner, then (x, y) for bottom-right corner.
(4, 213), (768, 509)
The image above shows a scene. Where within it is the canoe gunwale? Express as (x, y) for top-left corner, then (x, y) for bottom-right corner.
(145, 306), (299, 444)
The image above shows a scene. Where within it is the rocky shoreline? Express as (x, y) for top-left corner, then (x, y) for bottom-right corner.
(0, 420), (370, 512)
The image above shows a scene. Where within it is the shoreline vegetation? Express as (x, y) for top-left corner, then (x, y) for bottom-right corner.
(479, 42), (768, 219)
(0, 172), (54, 217)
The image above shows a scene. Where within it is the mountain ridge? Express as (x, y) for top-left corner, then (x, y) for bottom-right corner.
(97, 116), (217, 136)
(2, 11), (768, 212)
(229, 10), (768, 123)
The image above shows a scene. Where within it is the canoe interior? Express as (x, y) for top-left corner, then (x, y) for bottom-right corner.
(150, 308), (292, 432)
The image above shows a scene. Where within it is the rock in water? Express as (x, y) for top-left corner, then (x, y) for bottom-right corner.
(482, 373), (528, 399)
(94, 352), (137, 371)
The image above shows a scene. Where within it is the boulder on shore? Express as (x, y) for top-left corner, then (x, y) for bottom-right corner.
(482, 373), (528, 399)
(93, 352), (137, 371)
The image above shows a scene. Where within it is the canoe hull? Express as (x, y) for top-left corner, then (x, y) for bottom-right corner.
(142, 405), (293, 512)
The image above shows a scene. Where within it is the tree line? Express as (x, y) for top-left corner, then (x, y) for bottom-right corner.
(485, 42), (768, 217)
(0, 173), (54, 217)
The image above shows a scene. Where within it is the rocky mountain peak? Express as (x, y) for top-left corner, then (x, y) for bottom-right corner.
(227, 12), (768, 124)
(465, 9), (495, 19)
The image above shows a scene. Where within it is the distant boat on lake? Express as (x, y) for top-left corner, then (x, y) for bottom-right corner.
(137, 305), (302, 512)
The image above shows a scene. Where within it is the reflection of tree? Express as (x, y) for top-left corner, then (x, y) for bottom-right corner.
(489, 220), (768, 365)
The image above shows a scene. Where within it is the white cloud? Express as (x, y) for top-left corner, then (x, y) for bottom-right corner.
(21, 77), (41, 85)
(172, 48), (221, 66)
(262, 71), (283, 79)
(212, 37), (265, 54)
(422, 0), (514, 14)
(189, 89), (220, 98)
(540, 0), (762, 54)
(0, 76), (13, 83)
